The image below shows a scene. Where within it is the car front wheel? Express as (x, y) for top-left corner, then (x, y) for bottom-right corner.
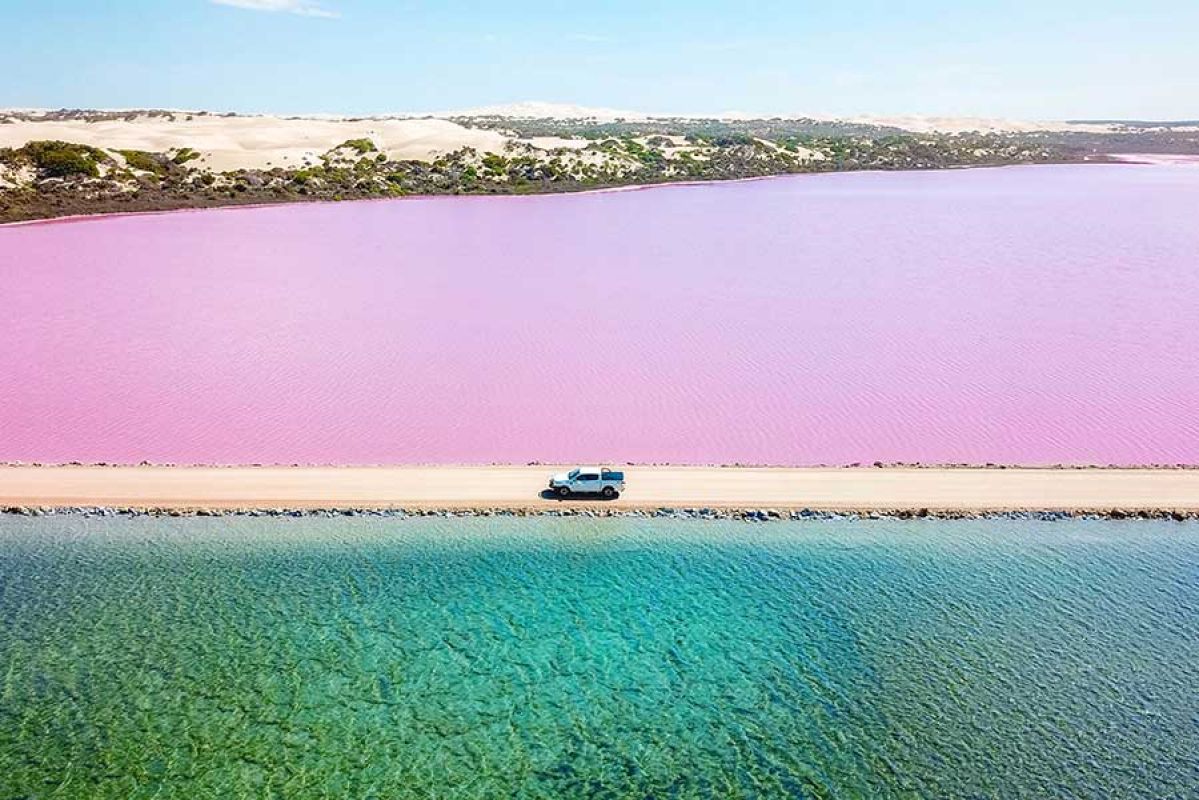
(556, 486), (571, 498)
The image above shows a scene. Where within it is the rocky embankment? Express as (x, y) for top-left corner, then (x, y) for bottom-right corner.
(4, 505), (1196, 521)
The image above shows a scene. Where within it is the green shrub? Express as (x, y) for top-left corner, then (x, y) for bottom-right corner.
(171, 147), (200, 165)
(23, 140), (105, 177)
(341, 138), (377, 154)
(118, 149), (167, 175)
(709, 133), (755, 147)
(480, 153), (507, 175)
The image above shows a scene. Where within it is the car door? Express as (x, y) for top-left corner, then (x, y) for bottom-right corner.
(574, 472), (601, 493)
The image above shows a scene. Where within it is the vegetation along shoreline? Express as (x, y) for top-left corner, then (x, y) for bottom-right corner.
(5, 109), (1196, 224)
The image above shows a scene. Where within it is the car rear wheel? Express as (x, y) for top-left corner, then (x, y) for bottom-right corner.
(602, 486), (616, 498)
(556, 486), (571, 498)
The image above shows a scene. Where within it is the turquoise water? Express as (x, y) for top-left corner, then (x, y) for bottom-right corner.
(0, 517), (1196, 798)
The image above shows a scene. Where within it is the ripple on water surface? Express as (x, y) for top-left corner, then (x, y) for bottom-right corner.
(2, 164), (1198, 464)
(0, 515), (1196, 798)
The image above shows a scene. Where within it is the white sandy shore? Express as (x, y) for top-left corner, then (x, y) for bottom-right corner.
(1, 466), (1197, 512)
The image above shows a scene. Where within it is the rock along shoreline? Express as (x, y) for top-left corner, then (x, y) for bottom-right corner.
(3, 505), (1196, 522)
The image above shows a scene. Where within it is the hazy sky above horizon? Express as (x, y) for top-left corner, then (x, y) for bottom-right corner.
(1, 1), (1195, 119)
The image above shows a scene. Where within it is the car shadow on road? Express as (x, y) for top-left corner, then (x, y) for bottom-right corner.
(538, 490), (619, 502)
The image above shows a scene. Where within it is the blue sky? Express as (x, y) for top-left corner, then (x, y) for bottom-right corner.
(2, 0), (1195, 119)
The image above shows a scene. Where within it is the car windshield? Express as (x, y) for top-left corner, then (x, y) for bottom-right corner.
(568, 469), (580, 479)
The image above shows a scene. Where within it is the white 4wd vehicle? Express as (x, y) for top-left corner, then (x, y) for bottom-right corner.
(548, 467), (625, 498)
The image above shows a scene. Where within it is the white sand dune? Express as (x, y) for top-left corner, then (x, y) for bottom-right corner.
(443, 101), (652, 121)
(1, 103), (1138, 176)
(435, 102), (1128, 133)
(0, 115), (521, 171)
(829, 114), (1114, 134)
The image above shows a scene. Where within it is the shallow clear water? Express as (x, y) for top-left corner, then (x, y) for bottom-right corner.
(3, 164), (1198, 464)
(1, 516), (1195, 798)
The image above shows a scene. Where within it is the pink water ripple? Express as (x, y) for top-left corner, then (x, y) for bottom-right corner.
(2, 164), (1197, 465)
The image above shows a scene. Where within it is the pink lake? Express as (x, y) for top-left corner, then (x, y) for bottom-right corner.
(2, 164), (1198, 465)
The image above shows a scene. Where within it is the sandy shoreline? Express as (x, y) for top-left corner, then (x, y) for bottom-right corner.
(2, 465), (1197, 514)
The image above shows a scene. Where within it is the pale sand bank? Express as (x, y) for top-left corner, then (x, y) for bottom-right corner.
(1, 466), (1197, 513)
(1107, 153), (1199, 166)
(0, 116), (515, 172)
